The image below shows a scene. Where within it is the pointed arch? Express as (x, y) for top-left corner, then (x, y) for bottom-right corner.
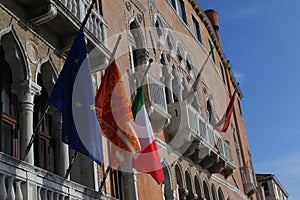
(165, 30), (175, 57)
(174, 163), (186, 199)
(0, 45), (20, 157)
(128, 18), (145, 49)
(162, 160), (174, 200)
(185, 168), (194, 199)
(194, 174), (203, 200)
(154, 14), (164, 41)
(35, 55), (59, 96)
(176, 43), (184, 67)
(211, 183), (218, 200)
(185, 54), (195, 77)
(206, 94), (217, 124)
(203, 178), (211, 200)
(128, 17), (147, 70)
(0, 24), (31, 82)
(218, 187), (225, 200)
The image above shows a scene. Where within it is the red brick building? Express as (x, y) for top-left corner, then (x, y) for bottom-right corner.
(0, 0), (259, 199)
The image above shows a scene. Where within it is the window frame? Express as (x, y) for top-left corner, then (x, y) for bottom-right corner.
(0, 55), (19, 159)
(177, 0), (187, 24)
(33, 76), (55, 172)
(209, 40), (215, 63)
(192, 14), (202, 43)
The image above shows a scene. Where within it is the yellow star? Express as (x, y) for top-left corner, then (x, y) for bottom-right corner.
(74, 57), (79, 64)
(90, 104), (96, 111)
(75, 101), (82, 108)
(86, 53), (89, 58)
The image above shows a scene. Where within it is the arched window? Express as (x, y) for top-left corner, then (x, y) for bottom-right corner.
(218, 187), (225, 200)
(130, 20), (145, 69)
(155, 19), (163, 39)
(203, 180), (211, 200)
(206, 100), (213, 123)
(175, 164), (185, 200)
(0, 46), (19, 158)
(194, 175), (202, 200)
(211, 183), (218, 200)
(185, 170), (193, 199)
(162, 164), (173, 200)
(34, 74), (55, 172)
(186, 60), (193, 74)
(177, 47), (183, 66)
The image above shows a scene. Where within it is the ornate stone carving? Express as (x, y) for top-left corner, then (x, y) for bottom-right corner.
(11, 80), (41, 111)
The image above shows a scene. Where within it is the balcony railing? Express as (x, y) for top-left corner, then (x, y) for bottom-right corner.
(166, 102), (235, 176)
(0, 153), (116, 200)
(132, 71), (171, 132)
(55, 0), (107, 44)
(9, 0), (109, 61)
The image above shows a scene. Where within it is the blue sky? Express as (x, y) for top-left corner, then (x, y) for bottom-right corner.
(199, 0), (300, 199)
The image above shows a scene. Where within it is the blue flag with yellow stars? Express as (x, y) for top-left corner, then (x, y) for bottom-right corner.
(49, 24), (103, 165)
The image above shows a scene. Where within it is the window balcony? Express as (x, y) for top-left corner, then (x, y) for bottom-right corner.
(0, 152), (116, 200)
(132, 71), (171, 133)
(8, 0), (110, 68)
(166, 102), (235, 177)
(241, 166), (256, 197)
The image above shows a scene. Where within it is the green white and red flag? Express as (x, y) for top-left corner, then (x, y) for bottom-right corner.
(132, 86), (164, 184)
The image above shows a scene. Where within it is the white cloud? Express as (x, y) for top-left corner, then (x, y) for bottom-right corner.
(235, 4), (261, 17)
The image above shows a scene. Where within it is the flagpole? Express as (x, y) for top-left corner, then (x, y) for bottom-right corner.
(108, 34), (122, 65)
(139, 58), (153, 87)
(64, 150), (78, 179)
(97, 34), (123, 193)
(184, 46), (214, 100)
(22, 0), (96, 162)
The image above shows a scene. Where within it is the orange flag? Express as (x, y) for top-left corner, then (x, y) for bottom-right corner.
(96, 60), (141, 168)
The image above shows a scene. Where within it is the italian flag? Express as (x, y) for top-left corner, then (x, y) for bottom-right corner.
(132, 87), (165, 184)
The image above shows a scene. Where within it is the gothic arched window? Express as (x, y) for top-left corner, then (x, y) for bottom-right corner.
(34, 74), (55, 172)
(0, 46), (19, 158)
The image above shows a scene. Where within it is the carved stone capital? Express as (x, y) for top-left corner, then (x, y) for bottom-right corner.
(11, 80), (41, 111)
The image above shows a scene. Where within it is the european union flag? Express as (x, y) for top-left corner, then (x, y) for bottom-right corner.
(49, 24), (103, 165)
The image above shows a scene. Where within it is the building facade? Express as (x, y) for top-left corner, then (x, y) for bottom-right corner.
(0, 0), (260, 199)
(256, 174), (288, 200)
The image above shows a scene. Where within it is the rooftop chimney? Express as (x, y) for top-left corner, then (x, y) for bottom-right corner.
(204, 9), (221, 46)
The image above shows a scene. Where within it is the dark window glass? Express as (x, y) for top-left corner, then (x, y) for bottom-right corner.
(34, 75), (55, 172)
(1, 121), (12, 155)
(209, 40), (215, 63)
(220, 63), (226, 85)
(177, 0), (187, 24)
(192, 15), (202, 43)
(0, 46), (19, 158)
(262, 182), (270, 196)
(168, 0), (176, 10)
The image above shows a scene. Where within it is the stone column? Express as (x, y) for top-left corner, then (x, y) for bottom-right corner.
(11, 80), (41, 165)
